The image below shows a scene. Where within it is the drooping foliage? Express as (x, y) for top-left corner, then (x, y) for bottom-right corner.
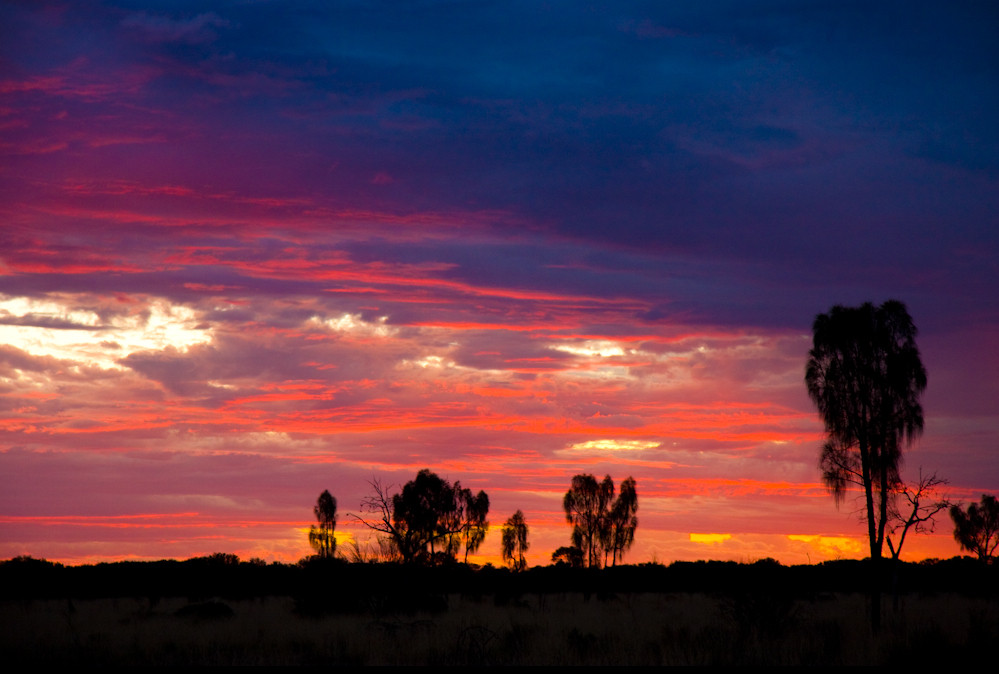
(459, 489), (490, 563)
(607, 477), (639, 566)
(501, 510), (530, 571)
(308, 489), (338, 559)
(805, 300), (926, 631)
(562, 474), (639, 567)
(805, 300), (926, 562)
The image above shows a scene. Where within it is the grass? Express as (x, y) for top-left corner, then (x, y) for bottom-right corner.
(3, 590), (996, 665)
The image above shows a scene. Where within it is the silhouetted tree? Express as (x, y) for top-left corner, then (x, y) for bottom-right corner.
(563, 474), (614, 568)
(308, 490), (337, 559)
(562, 474), (639, 568)
(353, 469), (489, 565)
(607, 476), (639, 566)
(551, 545), (584, 568)
(501, 510), (529, 571)
(354, 478), (408, 561)
(805, 300), (926, 630)
(886, 469), (949, 561)
(951, 494), (999, 562)
(460, 489), (490, 563)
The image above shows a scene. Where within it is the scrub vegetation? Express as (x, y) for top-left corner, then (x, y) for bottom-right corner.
(2, 556), (996, 666)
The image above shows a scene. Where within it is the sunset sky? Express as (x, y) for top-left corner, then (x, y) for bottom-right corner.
(2, 1), (997, 567)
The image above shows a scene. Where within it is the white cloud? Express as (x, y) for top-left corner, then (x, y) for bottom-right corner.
(0, 295), (213, 369)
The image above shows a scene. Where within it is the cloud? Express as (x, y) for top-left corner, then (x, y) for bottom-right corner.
(122, 11), (230, 44)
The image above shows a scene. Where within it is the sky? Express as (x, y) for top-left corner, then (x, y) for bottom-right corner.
(1, 1), (997, 567)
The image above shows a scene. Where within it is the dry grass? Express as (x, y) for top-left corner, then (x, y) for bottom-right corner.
(3, 591), (996, 665)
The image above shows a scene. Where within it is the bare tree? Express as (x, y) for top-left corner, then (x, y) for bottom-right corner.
(886, 469), (950, 561)
(352, 478), (412, 562)
(501, 510), (529, 571)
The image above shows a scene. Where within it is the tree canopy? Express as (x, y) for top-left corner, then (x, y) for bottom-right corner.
(562, 474), (639, 568)
(355, 469), (489, 565)
(951, 494), (999, 562)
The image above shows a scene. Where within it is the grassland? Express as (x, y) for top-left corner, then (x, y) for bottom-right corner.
(3, 557), (997, 665)
(4, 590), (997, 665)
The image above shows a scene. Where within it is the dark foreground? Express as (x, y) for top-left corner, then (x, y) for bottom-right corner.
(3, 557), (997, 665)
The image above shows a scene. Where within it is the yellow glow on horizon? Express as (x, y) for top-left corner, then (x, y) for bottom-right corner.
(689, 533), (733, 544)
(787, 535), (864, 558)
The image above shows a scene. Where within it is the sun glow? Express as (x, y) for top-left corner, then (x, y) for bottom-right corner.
(689, 533), (733, 544)
(787, 535), (865, 558)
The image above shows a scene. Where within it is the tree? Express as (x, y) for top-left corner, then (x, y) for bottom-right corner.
(308, 489), (338, 559)
(607, 477), (638, 566)
(460, 489), (490, 563)
(563, 474), (614, 568)
(551, 545), (584, 568)
(562, 474), (639, 568)
(805, 300), (926, 630)
(353, 469), (490, 565)
(950, 494), (999, 562)
(501, 510), (530, 571)
(886, 469), (949, 562)
(354, 477), (408, 561)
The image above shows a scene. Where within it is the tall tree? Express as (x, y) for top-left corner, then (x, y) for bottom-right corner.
(950, 494), (999, 562)
(501, 510), (530, 571)
(805, 300), (926, 630)
(460, 489), (490, 563)
(563, 474), (614, 568)
(607, 477), (638, 566)
(308, 489), (338, 559)
(562, 474), (638, 567)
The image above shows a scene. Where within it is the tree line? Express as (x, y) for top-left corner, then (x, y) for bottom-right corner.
(305, 300), (999, 586)
(306, 469), (639, 570)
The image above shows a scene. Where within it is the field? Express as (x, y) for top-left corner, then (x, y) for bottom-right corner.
(4, 590), (996, 665)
